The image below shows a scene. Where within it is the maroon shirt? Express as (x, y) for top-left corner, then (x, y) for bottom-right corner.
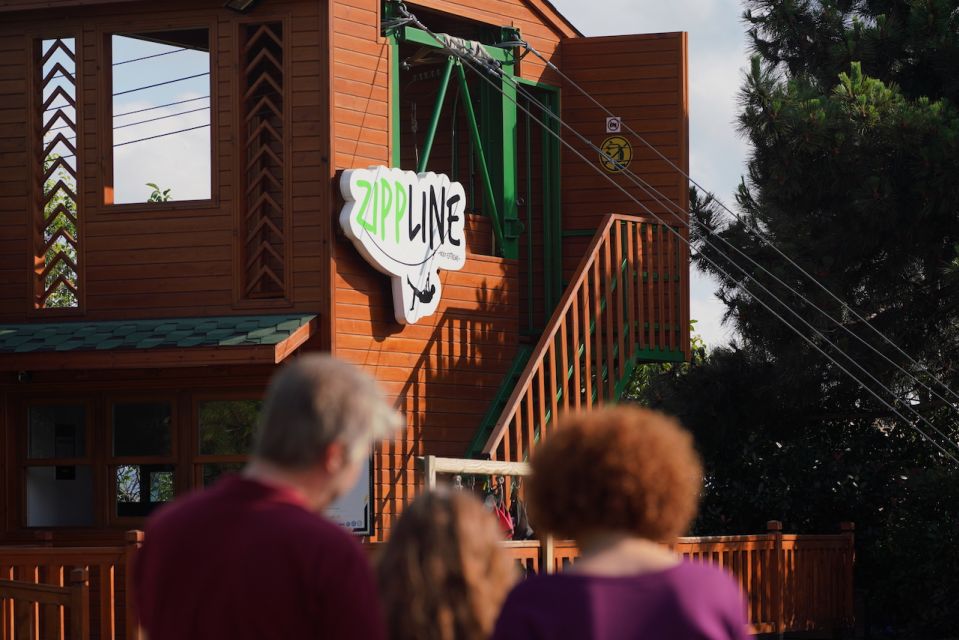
(134, 476), (385, 640)
(492, 562), (750, 640)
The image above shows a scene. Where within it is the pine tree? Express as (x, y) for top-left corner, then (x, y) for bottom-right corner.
(633, 2), (959, 634)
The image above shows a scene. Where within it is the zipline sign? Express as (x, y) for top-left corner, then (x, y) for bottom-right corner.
(339, 167), (467, 325)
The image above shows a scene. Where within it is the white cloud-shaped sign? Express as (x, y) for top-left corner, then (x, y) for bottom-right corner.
(339, 167), (467, 324)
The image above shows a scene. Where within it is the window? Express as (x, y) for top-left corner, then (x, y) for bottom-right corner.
(195, 399), (261, 487)
(25, 404), (93, 527)
(109, 29), (211, 204)
(35, 37), (81, 308)
(111, 401), (175, 518)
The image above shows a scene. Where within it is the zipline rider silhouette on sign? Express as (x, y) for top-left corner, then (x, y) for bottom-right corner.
(407, 275), (437, 311)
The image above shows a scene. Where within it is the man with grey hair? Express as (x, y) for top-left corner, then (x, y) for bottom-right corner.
(134, 355), (401, 640)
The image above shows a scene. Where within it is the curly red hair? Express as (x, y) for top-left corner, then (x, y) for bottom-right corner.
(528, 406), (703, 542)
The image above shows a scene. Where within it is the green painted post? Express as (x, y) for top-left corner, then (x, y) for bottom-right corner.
(417, 56), (455, 173)
(455, 63), (507, 254)
(389, 33), (402, 168)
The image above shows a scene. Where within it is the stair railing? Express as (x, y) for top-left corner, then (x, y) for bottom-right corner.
(482, 214), (688, 463)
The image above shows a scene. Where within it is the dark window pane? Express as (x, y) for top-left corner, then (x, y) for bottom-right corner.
(26, 465), (94, 527)
(202, 462), (245, 488)
(113, 403), (171, 457)
(116, 464), (175, 517)
(198, 400), (261, 456)
(28, 405), (85, 459)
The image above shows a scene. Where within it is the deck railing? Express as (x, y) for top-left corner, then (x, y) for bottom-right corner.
(420, 457), (855, 637)
(0, 568), (89, 640)
(482, 214), (688, 462)
(0, 532), (142, 640)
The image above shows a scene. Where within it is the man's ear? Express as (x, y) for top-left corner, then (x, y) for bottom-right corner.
(320, 441), (347, 475)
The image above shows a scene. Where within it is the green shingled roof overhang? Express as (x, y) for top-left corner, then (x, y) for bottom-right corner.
(0, 314), (317, 371)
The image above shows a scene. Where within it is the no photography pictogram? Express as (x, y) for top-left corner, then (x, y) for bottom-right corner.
(600, 135), (633, 173)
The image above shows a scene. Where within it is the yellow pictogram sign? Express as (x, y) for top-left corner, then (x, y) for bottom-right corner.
(600, 135), (632, 173)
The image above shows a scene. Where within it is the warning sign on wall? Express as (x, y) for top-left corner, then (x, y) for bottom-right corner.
(600, 136), (632, 173)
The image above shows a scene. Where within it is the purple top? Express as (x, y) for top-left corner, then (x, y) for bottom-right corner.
(491, 562), (750, 640)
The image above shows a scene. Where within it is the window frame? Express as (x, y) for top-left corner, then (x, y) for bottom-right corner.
(19, 398), (98, 529)
(107, 396), (179, 526)
(191, 392), (261, 488)
(98, 19), (219, 212)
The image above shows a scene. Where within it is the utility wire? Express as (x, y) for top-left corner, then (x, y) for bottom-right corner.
(45, 94), (210, 117)
(43, 47), (192, 82)
(48, 124), (210, 160)
(46, 105), (210, 134)
(509, 42), (959, 438)
(115, 96), (209, 118)
(463, 17), (959, 456)
(396, 4), (959, 464)
(499, 44), (959, 439)
(114, 47), (188, 66)
(522, 42), (959, 408)
(113, 72), (209, 97)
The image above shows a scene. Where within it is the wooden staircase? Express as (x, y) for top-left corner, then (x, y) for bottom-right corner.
(478, 214), (689, 463)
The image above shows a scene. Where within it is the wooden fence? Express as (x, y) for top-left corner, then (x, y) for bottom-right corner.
(421, 457), (855, 637)
(0, 532), (142, 640)
(497, 524), (854, 637)
(0, 568), (89, 640)
(1, 521), (854, 638)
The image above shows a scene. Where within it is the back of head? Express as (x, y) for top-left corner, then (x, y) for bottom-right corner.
(529, 406), (703, 542)
(253, 355), (401, 468)
(378, 490), (517, 640)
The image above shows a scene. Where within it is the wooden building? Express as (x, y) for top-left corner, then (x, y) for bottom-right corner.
(0, 0), (690, 545)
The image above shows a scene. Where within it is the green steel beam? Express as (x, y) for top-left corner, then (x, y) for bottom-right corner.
(417, 56), (455, 173)
(397, 26), (511, 62)
(455, 63), (507, 253)
(389, 34), (402, 167)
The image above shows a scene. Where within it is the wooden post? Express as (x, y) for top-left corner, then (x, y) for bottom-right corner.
(840, 522), (856, 634)
(124, 531), (144, 640)
(423, 456), (437, 491)
(68, 568), (89, 640)
(767, 520), (784, 639)
(541, 535), (556, 575)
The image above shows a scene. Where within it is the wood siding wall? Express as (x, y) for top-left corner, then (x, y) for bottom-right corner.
(559, 33), (690, 280)
(0, 0), (331, 328)
(330, 0), (569, 538)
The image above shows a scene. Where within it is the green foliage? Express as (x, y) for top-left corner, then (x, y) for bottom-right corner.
(632, 1), (959, 635)
(41, 154), (78, 308)
(146, 183), (172, 203)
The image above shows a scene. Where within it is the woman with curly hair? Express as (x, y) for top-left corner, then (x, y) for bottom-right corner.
(491, 406), (749, 640)
(378, 489), (517, 640)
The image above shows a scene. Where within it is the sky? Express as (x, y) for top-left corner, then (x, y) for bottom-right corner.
(550, 0), (751, 348)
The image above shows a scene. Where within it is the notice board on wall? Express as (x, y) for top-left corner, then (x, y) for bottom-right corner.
(326, 455), (372, 536)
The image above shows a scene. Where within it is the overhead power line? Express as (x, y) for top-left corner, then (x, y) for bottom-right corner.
(114, 47), (188, 66)
(49, 124), (210, 160)
(46, 105), (210, 134)
(113, 72), (210, 97)
(520, 42), (959, 409)
(395, 3), (959, 465)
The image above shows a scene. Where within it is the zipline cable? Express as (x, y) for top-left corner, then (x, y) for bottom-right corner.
(508, 44), (959, 430)
(395, 3), (959, 463)
(521, 41), (959, 408)
(435, 14), (959, 453)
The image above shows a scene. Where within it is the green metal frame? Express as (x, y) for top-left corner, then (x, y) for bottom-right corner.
(385, 17), (526, 259)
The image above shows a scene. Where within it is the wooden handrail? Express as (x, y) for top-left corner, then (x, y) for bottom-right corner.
(482, 214), (688, 461)
(0, 567), (89, 639)
(0, 532), (142, 640)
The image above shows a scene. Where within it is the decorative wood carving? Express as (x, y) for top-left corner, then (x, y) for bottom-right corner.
(240, 23), (287, 300)
(35, 38), (80, 309)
